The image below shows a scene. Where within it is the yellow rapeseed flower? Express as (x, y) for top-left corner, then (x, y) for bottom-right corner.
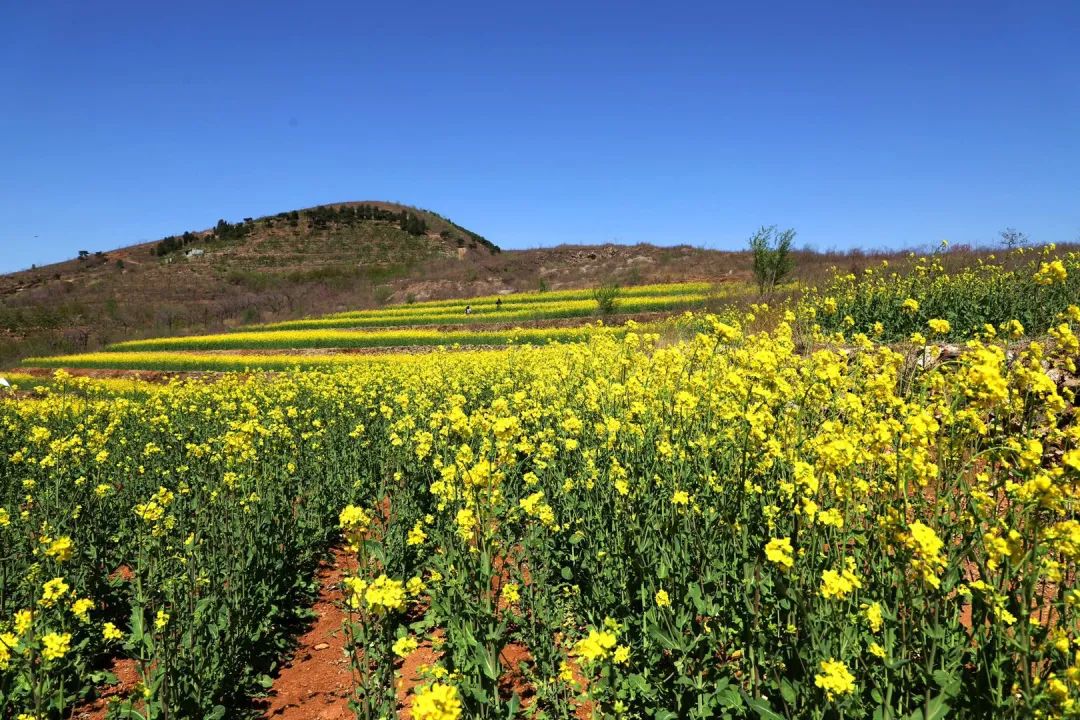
(819, 559), (863, 600)
(103, 622), (124, 642)
(43, 536), (74, 562)
(814, 658), (855, 700)
(411, 682), (462, 720)
(39, 578), (70, 607)
(928, 318), (951, 335)
(407, 521), (427, 546)
(14, 610), (32, 636)
(765, 537), (794, 572)
(573, 629), (618, 664)
(501, 583), (521, 604)
(861, 601), (884, 633)
(41, 632), (72, 662)
(0, 632), (18, 670)
(1035, 260), (1067, 285)
(902, 521), (947, 590)
(393, 635), (419, 658)
(364, 575), (406, 614)
(71, 597), (94, 623)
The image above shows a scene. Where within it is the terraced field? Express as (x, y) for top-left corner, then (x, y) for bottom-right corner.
(19, 282), (720, 373)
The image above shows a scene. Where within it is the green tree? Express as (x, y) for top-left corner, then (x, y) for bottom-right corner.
(749, 225), (796, 294)
(592, 282), (621, 315)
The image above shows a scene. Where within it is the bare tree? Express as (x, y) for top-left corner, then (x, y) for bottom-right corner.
(999, 227), (1029, 249)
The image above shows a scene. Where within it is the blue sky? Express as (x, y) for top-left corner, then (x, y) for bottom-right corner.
(1, 1), (1078, 273)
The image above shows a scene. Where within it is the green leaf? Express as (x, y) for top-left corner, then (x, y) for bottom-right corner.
(717, 684), (743, 709)
(779, 679), (796, 705)
(647, 623), (681, 651)
(902, 695), (950, 720)
(932, 669), (960, 697)
(744, 696), (785, 720)
(467, 685), (490, 704)
(476, 643), (499, 680)
(627, 673), (653, 695)
(687, 583), (705, 614)
(88, 669), (118, 685)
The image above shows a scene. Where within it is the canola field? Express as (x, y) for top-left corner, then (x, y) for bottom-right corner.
(802, 248), (1080, 343)
(99, 325), (618, 354)
(254, 295), (701, 331)
(4, 252), (1080, 719)
(21, 282), (719, 373)
(322, 282), (715, 318)
(258, 282), (720, 331)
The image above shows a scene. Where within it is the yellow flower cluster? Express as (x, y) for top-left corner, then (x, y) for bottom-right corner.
(573, 628), (619, 664)
(411, 682), (462, 720)
(765, 537), (794, 572)
(815, 658), (856, 700)
(1036, 259), (1068, 285)
(819, 558), (863, 600)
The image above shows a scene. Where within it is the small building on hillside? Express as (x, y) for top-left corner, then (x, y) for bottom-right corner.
(185, 248), (204, 259)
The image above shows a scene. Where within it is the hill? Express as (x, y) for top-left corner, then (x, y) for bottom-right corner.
(2, 199), (943, 368)
(1, 201), (769, 367)
(0, 202), (503, 365)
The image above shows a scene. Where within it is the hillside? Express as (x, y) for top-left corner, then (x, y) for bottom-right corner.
(0, 202), (502, 365)
(1, 201), (766, 367)
(2, 199), (955, 368)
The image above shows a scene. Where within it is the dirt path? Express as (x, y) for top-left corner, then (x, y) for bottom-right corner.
(259, 548), (357, 720)
(69, 546), (587, 720)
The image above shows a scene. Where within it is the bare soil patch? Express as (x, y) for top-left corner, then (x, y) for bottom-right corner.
(259, 548), (357, 720)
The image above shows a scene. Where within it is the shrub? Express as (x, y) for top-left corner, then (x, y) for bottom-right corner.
(749, 225), (797, 294)
(592, 282), (621, 315)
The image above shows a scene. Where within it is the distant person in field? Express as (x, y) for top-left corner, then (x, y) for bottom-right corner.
(496, 298), (502, 310)
(465, 304), (472, 315)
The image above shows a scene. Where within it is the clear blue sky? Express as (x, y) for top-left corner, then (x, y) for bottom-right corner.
(2, 1), (1078, 273)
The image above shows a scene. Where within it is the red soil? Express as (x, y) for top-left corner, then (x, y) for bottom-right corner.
(257, 543), (586, 720)
(72, 658), (140, 720)
(259, 547), (357, 720)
